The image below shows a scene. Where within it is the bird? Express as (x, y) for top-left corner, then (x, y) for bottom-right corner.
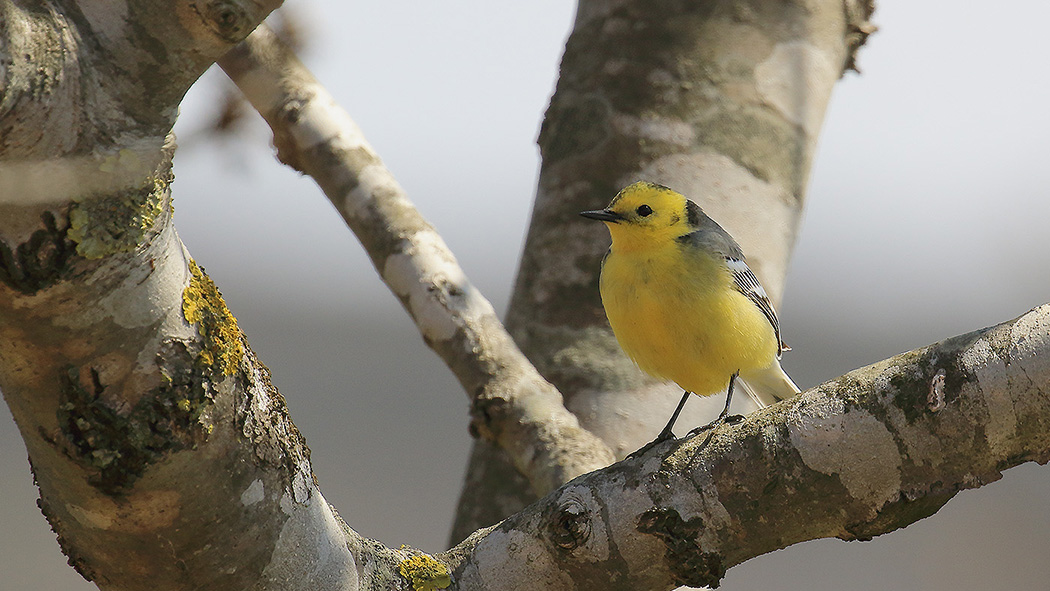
(580, 180), (800, 450)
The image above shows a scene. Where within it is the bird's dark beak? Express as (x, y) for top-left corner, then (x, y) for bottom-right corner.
(579, 209), (623, 223)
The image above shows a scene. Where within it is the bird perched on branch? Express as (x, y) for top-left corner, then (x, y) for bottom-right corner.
(581, 181), (800, 450)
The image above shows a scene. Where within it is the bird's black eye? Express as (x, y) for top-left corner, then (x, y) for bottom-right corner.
(636, 204), (653, 217)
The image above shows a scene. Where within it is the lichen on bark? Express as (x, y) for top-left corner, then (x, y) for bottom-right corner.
(66, 153), (173, 260)
(182, 259), (245, 377)
(55, 341), (213, 495)
(398, 553), (452, 591)
(0, 210), (75, 294)
(637, 507), (727, 589)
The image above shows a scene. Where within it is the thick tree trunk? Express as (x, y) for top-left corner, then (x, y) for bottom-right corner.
(0, 2), (375, 589)
(451, 0), (876, 542)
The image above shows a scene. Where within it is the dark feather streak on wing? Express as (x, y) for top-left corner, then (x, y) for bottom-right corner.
(727, 257), (786, 358)
(675, 210), (788, 356)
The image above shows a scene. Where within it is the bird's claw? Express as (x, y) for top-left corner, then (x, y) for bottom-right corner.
(626, 429), (676, 460)
(686, 413), (744, 437)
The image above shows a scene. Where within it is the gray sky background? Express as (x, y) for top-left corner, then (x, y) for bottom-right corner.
(3, 1), (1050, 589)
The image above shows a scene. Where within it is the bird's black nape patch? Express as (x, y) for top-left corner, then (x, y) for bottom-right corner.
(685, 200), (704, 228)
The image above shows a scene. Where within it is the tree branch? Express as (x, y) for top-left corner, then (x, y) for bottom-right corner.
(444, 304), (1050, 590)
(216, 25), (615, 496)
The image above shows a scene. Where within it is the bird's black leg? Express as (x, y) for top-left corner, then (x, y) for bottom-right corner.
(657, 388), (691, 441)
(628, 373), (749, 458)
(714, 371), (739, 422)
(688, 371), (745, 436)
(627, 389), (692, 459)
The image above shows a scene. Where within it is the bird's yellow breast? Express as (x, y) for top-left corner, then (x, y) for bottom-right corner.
(599, 241), (778, 396)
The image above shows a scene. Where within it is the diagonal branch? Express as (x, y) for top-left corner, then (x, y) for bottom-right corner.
(217, 25), (615, 495)
(443, 304), (1050, 590)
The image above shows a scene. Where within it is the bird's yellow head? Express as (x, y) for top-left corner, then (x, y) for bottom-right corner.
(580, 181), (693, 252)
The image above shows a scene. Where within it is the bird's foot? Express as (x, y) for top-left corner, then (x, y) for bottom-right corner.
(626, 428), (676, 460)
(686, 413), (744, 437)
(725, 413), (744, 424)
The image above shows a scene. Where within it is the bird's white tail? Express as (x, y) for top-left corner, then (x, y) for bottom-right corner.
(739, 361), (801, 408)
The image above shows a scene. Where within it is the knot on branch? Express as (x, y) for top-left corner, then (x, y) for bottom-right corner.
(637, 507), (725, 588)
(191, 0), (255, 43)
(468, 389), (507, 441)
(0, 211), (74, 294)
(271, 98), (308, 172)
(548, 495), (592, 550)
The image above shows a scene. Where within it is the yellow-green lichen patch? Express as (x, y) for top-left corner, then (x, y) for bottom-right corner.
(67, 168), (171, 260)
(397, 554), (451, 591)
(182, 260), (244, 376)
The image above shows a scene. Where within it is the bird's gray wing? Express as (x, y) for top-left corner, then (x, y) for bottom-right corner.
(726, 257), (786, 358)
(678, 200), (787, 357)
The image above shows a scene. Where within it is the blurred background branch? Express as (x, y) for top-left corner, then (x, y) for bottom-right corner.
(217, 25), (615, 494)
